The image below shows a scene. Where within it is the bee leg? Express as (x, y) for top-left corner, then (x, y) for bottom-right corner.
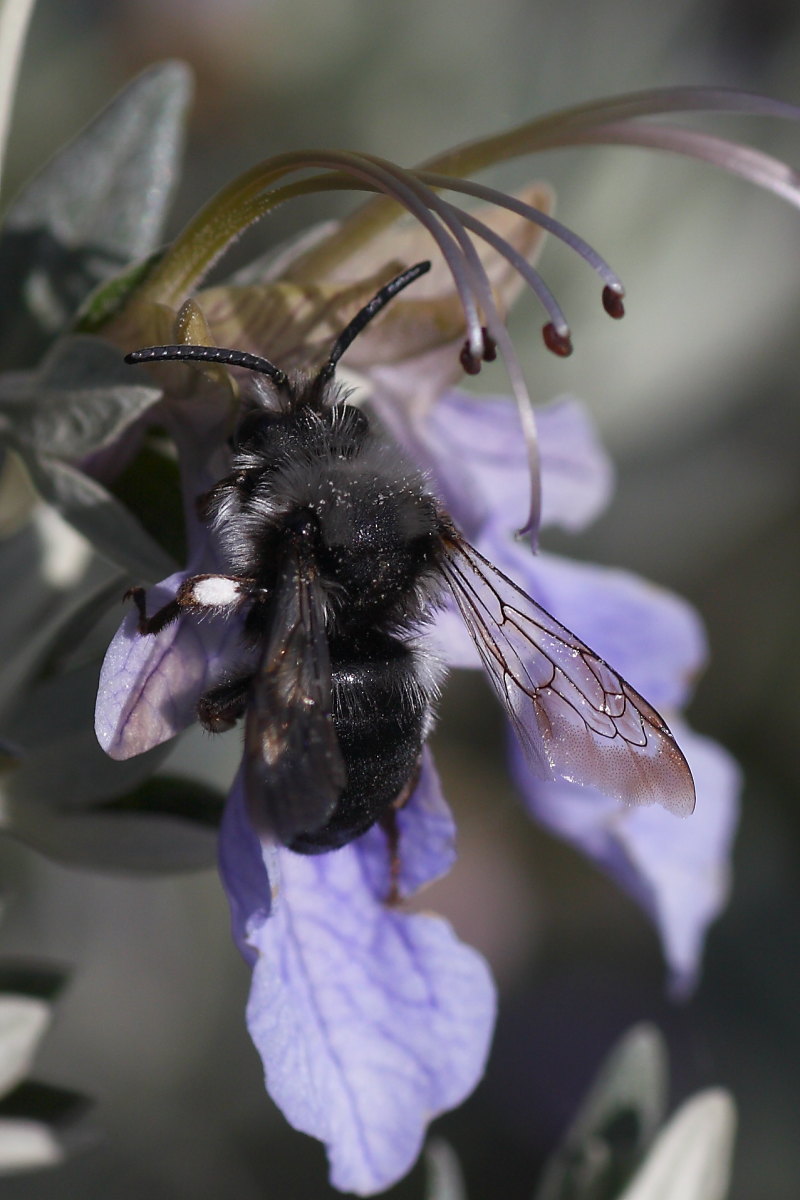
(197, 673), (253, 733)
(379, 757), (423, 906)
(378, 808), (402, 907)
(126, 574), (260, 635)
(124, 586), (181, 635)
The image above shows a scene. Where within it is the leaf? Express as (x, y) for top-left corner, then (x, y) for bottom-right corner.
(534, 1024), (668, 1200)
(4, 61), (191, 257)
(0, 996), (49, 1097)
(1, 655), (173, 813)
(0, 0), (36, 199)
(0, 335), (162, 459)
(2, 799), (219, 874)
(0, 964), (67, 1005)
(96, 774), (224, 828)
(0, 62), (192, 366)
(17, 451), (176, 581)
(425, 1140), (468, 1200)
(0, 1081), (93, 1172)
(618, 1091), (736, 1200)
(0, 1117), (62, 1172)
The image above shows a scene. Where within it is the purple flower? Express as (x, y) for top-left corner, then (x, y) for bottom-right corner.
(95, 380), (738, 1189)
(88, 86), (800, 1193)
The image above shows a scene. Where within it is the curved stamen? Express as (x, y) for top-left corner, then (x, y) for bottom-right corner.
(435, 196), (572, 349)
(419, 172), (626, 309)
(556, 121), (800, 211)
(413, 87), (800, 180)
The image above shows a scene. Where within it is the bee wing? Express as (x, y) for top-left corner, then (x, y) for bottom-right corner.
(440, 530), (696, 816)
(244, 539), (346, 844)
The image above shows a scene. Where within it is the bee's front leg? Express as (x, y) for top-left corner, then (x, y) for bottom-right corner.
(126, 574), (261, 635)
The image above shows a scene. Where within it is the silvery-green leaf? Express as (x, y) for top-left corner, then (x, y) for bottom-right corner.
(0, 1117), (62, 1171)
(0, 515), (119, 717)
(0, 336), (161, 459)
(17, 451), (176, 581)
(1, 657), (172, 811)
(0, 62), (191, 366)
(0, 965), (66, 1005)
(0, 1081), (92, 1172)
(1, 795), (218, 873)
(617, 1091), (736, 1200)
(1, 656), (219, 872)
(425, 1139), (468, 1200)
(21, 575), (128, 683)
(0, 996), (49, 1097)
(0, 0), (36, 199)
(4, 61), (190, 255)
(534, 1025), (668, 1200)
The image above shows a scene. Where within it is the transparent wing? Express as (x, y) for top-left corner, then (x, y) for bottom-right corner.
(440, 530), (695, 815)
(244, 539), (347, 843)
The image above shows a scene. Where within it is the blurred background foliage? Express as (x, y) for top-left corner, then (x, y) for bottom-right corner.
(0, 0), (798, 1196)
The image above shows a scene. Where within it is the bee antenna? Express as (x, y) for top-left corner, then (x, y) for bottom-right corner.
(317, 261), (431, 383)
(124, 344), (288, 387)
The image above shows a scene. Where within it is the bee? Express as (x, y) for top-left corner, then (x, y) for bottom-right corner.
(125, 261), (695, 854)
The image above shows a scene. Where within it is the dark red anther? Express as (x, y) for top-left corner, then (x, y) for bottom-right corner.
(542, 322), (573, 357)
(459, 340), (482, 374)
(481, 329), (497, 362)
(459, 328), (498, 374)
(602, 286), (625, 319)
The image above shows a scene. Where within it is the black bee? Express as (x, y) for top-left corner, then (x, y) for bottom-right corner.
(125, 262), (695, 855)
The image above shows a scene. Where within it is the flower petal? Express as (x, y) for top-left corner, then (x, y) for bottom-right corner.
(374, 391), (612, 540)
(512, 722), (740, 993)
(95, 571), (242, 758)
(218, 770), (273, 965)
(218, 754), (487, 1193)
(243, 841), (495, 1195)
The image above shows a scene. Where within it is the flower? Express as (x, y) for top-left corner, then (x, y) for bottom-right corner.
(3, 67), (799, 1193)
(93, 381), (734, 1190)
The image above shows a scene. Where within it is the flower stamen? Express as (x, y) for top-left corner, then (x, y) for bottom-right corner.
(419, 172), (627, 321)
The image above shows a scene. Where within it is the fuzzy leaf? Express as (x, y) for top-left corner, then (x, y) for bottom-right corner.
(0, 1081), (92, 1172)
(618, 1091), (735, 1200)
(0, 997), (49, 1098)
(0, 62), (191, 366)
(534, 1025), (667, 1200)
(17, 451), (176, 581)
(0, 1118), (62, 1172)
(425, 1140), (468, 1200)
(0, 335), (161, 459)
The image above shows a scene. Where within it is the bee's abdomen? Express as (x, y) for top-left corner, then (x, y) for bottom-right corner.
(287, 638), (436, 854)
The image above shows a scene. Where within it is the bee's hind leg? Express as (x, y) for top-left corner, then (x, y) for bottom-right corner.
(197, 673), (253, 733)
(379, 757), (423, 907)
